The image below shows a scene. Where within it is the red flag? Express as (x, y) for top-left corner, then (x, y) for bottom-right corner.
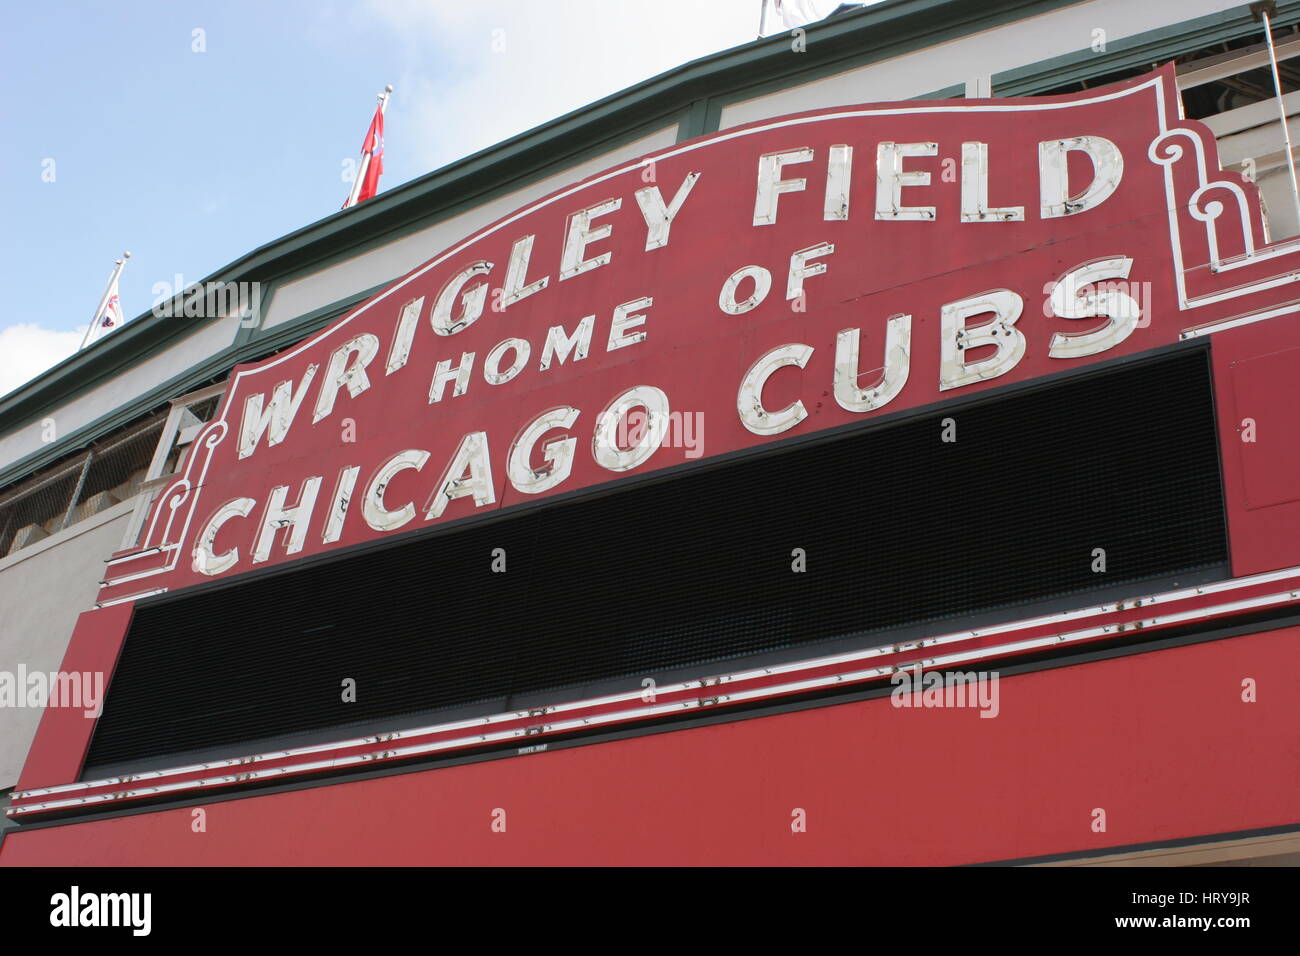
(356, 106), (385, 204)
(343, 97), (387, 209)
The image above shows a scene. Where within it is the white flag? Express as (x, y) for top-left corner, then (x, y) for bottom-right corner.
(84, 273), (125, 347)
(774, 0), (825, 29)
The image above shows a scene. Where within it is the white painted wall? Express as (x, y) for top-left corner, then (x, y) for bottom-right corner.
(0, 500), (135, 789)
(719, 0), (1241, 127)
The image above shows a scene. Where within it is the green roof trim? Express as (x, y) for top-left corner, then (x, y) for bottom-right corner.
(993, 0), (1300, 95)
(917, 83), (967, 99)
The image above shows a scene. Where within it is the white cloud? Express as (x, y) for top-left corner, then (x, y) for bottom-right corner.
(359, 0), (839, 179)
(0, 324), (85, 398)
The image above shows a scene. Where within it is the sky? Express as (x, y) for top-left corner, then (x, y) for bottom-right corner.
(0, 0), (854, 398)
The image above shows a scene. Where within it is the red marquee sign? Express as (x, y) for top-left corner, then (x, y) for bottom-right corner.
(99, 66), (1298, 602)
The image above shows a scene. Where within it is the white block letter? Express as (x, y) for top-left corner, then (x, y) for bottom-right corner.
(754, 148), (813, 226)
(737, 344), (812, 435)
(1039, 136), (1123, 218)
(876, 142), (937, 221)
(939, 289), (1025, 390)
(1047, 256), (1140, 358)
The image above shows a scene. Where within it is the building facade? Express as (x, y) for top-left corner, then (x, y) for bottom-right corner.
(2, 0), (1300, 865)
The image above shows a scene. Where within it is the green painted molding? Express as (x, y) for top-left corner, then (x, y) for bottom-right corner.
(230, 279), (279, 348)
(677, 97), (726, 142)
(917, 83), (967, 99)
(993, 0), (1300, 95)
(676, 99), (714, 141)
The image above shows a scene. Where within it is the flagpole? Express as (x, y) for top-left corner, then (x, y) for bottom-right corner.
(344, 85), (393, 209)
(1256, 4), (1300, 231)
(758, 0), (768, 38)
(79, 252), (130, 351)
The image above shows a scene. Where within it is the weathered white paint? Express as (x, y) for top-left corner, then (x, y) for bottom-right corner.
(192, 497), (256, 575)
(634, 172), (701, 250)
(719, 265), (773, 315)
(834, 316), (912, 413)
(1047, 257), (1141, 358)
(876, 142), (938, 221)
(939, 289), (1026, 390)
(753, 148), (814, 225)
(961, 142), (1025, 222)
(507, 406), (580, 494)
(364, 449), (430, 531)
(737, 343), (813, 435)
(592, 385), (671, 471)
(719, 0), (1242, 128)
(559, 199), (622, 280)
(1038, 136), (1123, 218)
(425, 431), (496, 518)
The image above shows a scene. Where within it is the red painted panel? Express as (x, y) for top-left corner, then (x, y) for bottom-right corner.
(5, 627), (1296, 866)
(14, 603), (133, 792)
(1232, 346), (1300, 508)
(1212, 319), (1300, 576)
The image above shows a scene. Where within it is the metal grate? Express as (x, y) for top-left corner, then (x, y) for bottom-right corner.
(0, 415), (165, 558)
(83, 348), (1229, 776)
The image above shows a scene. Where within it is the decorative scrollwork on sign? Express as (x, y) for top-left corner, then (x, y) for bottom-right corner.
(1149, 122), (1300, 306)
(1149, 127), (1257, 270)
(1189, 180), (1257, 269)
(131, 419), (232, 577)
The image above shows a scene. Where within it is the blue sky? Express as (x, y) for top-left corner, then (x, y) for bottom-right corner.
(0, 0), (847, 395)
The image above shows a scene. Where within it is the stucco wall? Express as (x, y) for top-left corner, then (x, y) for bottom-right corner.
(0, 501), (134, 789)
